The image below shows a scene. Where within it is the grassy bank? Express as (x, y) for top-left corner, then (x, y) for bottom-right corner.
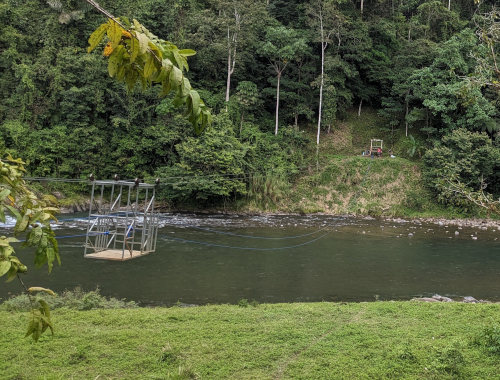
(241, 109), (474, 219)
(278, 156), (433, 216)
(1, 302), (499, 379)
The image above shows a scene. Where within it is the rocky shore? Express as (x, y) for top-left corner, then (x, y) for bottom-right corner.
(54, 192), (500, 231)
(412, 294), (498, 304)
(387, 216), (500, 230)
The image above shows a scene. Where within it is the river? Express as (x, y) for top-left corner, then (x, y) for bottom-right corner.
(1, 214), (499, 305)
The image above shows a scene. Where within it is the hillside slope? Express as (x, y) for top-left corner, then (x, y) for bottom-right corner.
(241, 109), (469, 219)
(282, 156), (428, 216)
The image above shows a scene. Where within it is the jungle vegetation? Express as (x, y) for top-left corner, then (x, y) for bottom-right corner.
(0, 0), (499, 213)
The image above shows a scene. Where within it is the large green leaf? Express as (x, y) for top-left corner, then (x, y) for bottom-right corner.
(87, 23), (108, 53)
(172, 50), (188, 72)
(38, 299), (51, 319)
(34, 249), (48, 268)
(189, 90), (201, 117)
(46, 247), (55, 273)
(107, 20), (122, 49)
(180, 77), (191, 97)
(179, 49), (196, 57)
(27, 226), (43, 245)
(116, 64), (126, 81)
(156, 59), (173, 83)
(0, 260), (11, 277)
(40, 314), (54, 334)
(1, 245), (13, 258)
(108, 45), (124, 78)
(17, 214), (29, 232)
(170, 66), (183, 89)
(25, 314), (38, 338)
(6, 265), (17, 282)
(129, 36), (139, 63)
(136, 32), (149, 54)
(0, 188), (10, 200)
(5, 205), (20, 220)
(143, 54), (155, 79)
(161, 78), (171, 96)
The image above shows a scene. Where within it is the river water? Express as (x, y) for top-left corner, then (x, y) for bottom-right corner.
(1, 214), (499, 305)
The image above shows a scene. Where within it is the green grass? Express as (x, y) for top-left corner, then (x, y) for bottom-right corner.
(279, 156), (434, 217)
(1, 302), (499, 379)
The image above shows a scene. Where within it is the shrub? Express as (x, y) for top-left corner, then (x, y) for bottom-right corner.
(237, 298), (249, 308)
(423, 128), (500, 208)
(155, 113), (248, 203)
(0, 287), (137, 311)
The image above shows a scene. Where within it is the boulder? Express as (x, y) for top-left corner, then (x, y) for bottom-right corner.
(432, 294), (453, 302)
(52, 191), (64, 199)
(462, 296), (478, 303)
(411, 297), (439, 302)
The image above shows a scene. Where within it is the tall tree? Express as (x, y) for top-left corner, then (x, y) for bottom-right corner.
(307, 0), (344, 145)
(409, 29), (497, 135)
(260, 26), (307, 135)
(211, 0), (268, 107)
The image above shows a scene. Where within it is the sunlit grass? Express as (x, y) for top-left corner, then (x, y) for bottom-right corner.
(1, 302), (498, 379)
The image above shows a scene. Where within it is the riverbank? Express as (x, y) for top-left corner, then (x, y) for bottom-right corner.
(1, 302), (499, 379)
(55, 205), (500, 232)
(49, 155), (500, 226)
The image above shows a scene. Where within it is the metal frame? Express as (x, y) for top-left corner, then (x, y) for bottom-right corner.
(84, 180), (159, 260)
(370, 139), (383, 151)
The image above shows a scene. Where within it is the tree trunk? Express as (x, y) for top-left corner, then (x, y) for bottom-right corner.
(360, 0), (364, 15)
(448, 0), (451, 11)
(317, 43), (325, 145)
(294, 113), (298, 129)
(225, 10), (239, 109)
(225, 50), (232, 106)
(358, 99), (363, 116)
(225, 23), (235, 109)
(275, 72), (281, 136)
(405, 91), (409, 137)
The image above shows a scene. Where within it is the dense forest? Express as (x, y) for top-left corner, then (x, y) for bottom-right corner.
(0, 0), (499, 212)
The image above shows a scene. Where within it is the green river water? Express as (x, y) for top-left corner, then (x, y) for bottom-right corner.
(1, 214), (499, 305)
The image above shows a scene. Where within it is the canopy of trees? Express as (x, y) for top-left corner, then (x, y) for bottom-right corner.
(0, 0), (498, 208)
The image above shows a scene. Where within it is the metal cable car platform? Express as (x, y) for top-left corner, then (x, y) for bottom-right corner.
(84, 178), (159, 261)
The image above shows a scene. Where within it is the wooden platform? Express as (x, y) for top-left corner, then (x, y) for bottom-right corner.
(85, 249), (153, 261)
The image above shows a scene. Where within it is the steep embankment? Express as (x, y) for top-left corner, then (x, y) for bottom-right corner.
(245, 109), (451, 218)
(282, 156), (430, 216)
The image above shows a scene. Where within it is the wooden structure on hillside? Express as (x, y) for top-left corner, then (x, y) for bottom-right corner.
(362, 139), (384, 157)
(84, 177), (159, 261)
(370, 139), (383, 152)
